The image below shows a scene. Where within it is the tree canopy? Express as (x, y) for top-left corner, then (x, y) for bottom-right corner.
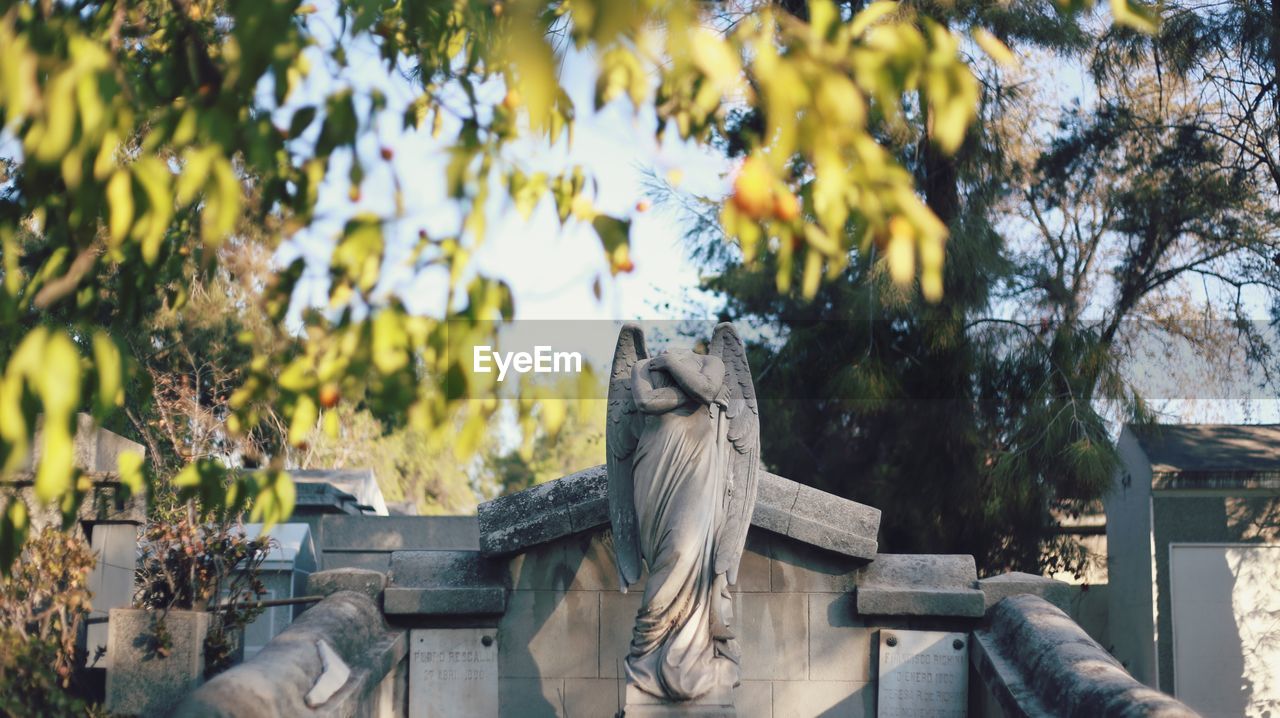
(0, 0), (1154, 563)
(664, 0), (1278, 574)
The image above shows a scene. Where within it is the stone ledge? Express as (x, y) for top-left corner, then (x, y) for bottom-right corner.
(477, 465), (879, 561)
(307, 568), (387, 601)
(971, 595), (1198, 718)
(390, 550), (509, 587)
(478, 466), (608, 556)
(855, 587), (986, 617)
(386, 550), (509, 617)
(383, 586), (507, 616)
(854, 554), (983, 618)
(979, 572), (1073, 612)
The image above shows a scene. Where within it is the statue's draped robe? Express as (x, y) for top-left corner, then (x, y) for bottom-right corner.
(626, 382), (736, 700)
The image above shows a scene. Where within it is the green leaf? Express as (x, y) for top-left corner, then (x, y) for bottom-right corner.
(372, 309), (409, 376)
(131, 157), (173, 264)
(249, 470), (295, 530)
(106, 169), (134, 247)
(592, 215), (633, 274)
(173, 459), (229, 511)
(34, 332), (81, 504)
(175, 146), (217, 206)
(91, 330), (123, 417)
(333, 216), (385, 293)
(117, 450), (146, 496)
(289, 106), (318, 138)
(289, 393), (318, 445)
(202, 155), (241, 245)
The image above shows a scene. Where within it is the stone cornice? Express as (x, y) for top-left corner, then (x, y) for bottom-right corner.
(475, 464), (880, 561)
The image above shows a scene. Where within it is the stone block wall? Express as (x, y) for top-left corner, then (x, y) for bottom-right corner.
(486, 528), (978, 718)
(311, 515), (480, 572)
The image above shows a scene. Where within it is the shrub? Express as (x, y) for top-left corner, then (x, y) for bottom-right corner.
(134, 505), (271, 676)
(0, 528), (97, 717)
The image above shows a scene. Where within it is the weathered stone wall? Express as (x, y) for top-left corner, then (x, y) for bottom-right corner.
(475, 528), (981, 718)
(308, 514), (480, 572)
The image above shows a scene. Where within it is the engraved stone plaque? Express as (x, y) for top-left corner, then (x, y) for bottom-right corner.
(409, 628), (498, 718)
(877, 630), (968, 718)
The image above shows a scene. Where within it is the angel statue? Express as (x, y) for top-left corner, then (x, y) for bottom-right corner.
(607, 322), (760, 703)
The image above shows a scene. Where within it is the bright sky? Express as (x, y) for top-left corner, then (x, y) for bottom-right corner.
(275, 7), (730, 325)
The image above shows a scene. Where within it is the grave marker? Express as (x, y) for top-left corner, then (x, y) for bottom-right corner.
(409, 628), (499, 718)
(877, 629), (968, 718)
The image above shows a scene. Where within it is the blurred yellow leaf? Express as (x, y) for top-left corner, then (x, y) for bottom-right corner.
(106, 170), (133, 247)
(972, 28), (1017, 67)
(91, 331), (123, 416)
(372, 309), (410, 375)
(885, 216), (915, 286)
(35, 332), (81, 504)
(117, 450), (146, 496)
(203, 155), (241, 245)
(541, 398), (566, 438)
(131, 157), (173, 264)
(175, 146), (216, 206)
(289, 393), (318, 445)
(250, 470), (295, 530)
(1111, 0), (1159, 33)
(849, 1), (899, 38)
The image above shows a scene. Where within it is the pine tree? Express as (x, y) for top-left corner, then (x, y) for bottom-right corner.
(677, 3), (1280, 575)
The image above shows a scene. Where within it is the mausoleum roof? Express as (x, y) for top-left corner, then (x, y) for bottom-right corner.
(475, 464), (881, 561)
(293, 468), (389, 515)
(1128, 423), (1280, 481)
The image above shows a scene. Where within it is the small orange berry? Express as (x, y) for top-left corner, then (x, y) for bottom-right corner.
(773, 190), (800, 223)
(731, 156), (774, 220)
(319, 384), (340, 409)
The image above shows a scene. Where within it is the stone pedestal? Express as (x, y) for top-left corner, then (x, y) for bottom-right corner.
(624, 681), (735, 717)
(105, 608), (212, 717)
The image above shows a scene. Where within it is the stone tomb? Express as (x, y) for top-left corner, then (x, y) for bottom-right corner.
(239, 522), (319, 658)
(174, 463), (1197, 718)
(386, 465), (995, 717)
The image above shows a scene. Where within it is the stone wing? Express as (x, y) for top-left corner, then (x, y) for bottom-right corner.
(607, 323), (647, 589)
(711, 322), (760, 585)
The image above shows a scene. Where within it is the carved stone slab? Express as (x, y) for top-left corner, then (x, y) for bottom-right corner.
(409, 628), (498, 718)
(476, 465), (880, 561)
(386, 550), (508, 616)
(877, 630), (968, 718)
(856, 554), (985, 618)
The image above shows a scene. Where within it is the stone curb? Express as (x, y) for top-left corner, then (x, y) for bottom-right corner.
(971, 595), (1201, 718)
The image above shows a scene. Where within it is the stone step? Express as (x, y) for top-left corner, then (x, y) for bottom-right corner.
(383, 550), (508, 617)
